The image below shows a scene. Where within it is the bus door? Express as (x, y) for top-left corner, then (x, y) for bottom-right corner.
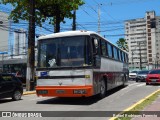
(91, 36), (101, 68)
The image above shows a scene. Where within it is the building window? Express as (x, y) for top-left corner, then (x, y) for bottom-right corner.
(148, 50), (152, 53)
(147, 16), (150, 19)
(149, 54), (152, 57)
(148, 37), (151, 40)
(148, 29), (151, 32)
(149, 58), (152, 62)
(148, 33), (151, 36)
(148, 41), (151, 44)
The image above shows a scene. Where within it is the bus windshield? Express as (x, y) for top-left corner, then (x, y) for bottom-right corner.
(38, 36), (92, 68)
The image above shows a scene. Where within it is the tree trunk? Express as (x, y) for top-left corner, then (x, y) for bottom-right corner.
(26, 0), (35, 91)
(54, 7), (61, 33)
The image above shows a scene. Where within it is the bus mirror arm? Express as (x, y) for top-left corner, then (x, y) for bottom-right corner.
(93, 51), (98, 56)
(93, 55), (97, 67)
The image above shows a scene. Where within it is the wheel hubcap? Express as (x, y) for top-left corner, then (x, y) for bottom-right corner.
(101, 81), (105, 94)
(14, 91), (21, 100)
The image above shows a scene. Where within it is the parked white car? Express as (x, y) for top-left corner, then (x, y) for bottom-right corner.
(129, 71), (138, 80)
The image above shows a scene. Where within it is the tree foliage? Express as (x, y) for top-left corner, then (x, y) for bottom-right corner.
(116, 38), (128, 52)
(2, 0), (84, 32)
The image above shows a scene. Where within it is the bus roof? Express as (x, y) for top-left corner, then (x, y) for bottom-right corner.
(38, 30), (98, 40)
(38, 30), (128, 54)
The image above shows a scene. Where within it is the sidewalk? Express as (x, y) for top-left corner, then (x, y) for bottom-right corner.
(109, 90), (160, 120)
(132, 94), (160, 120)
(23, 87), (36, 95)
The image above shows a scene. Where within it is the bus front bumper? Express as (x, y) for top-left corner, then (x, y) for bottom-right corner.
(36, 85), (93, 97)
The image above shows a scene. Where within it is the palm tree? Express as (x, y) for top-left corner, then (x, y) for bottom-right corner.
(116, 38), (128, 51)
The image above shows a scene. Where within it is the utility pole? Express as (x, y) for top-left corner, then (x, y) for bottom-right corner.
(72, 10), (76, 31)
(97, 4), (101, 34)
(26, 0), (35, 91)
(156, 53), (159, 68)
(131, 51), (134, 70)
(138, 42), (142, 70)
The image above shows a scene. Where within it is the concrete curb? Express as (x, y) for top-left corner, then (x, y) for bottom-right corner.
(109, 89), (160, 120)
(23, 91), (36, 95)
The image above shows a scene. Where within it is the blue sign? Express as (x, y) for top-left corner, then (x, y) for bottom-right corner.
(40, 71), (48, 76)
(0, 52), (8, 54)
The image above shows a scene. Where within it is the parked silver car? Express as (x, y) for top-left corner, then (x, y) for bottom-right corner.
(135, 70), (150, 82)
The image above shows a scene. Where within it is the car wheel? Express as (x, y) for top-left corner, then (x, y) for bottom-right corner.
(99, 79), (106, 98)
(12, 90), (22, 101)
(136, 80), (138, 82)
(146, 83), (149, 85)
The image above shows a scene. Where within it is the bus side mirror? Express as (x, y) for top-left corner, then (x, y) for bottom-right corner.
(94, 39), (98, 49)
(93, 39), (98, 55)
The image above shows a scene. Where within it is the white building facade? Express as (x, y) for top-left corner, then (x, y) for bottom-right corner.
(0, 12), (9, 53)
(125, 11), (160, 70)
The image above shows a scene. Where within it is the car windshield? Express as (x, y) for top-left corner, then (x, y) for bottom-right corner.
(0, 74), (21, 82)
(38, 36), (92, 68)
(138, 70), (149, 74)
(131, 71), (138, 73)
(149, 70), (160, 74)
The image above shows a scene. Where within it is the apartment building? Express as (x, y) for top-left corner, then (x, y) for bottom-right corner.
(13, 29), (27, 58)
(0, 11), (9, 53)
(125, 11), (160, 70)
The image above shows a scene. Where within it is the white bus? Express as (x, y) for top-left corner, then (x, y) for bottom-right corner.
(36, 30), (129, 98)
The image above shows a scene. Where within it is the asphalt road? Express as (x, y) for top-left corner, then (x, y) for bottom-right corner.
(0, 81), (160, 120)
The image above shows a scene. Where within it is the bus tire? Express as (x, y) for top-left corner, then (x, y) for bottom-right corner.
(122, 74), (126, 87)
(99, 79), (106, 98)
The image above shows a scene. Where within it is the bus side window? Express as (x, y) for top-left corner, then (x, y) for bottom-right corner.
(125, 53), (128, 63)
(121, 52), (125, 62)
(113, 47), (118, 60)
(107, 43), (113, 58)
(119, 50), (122, 61)
(105, 42), (108, 57)
(101, 40), (107, 56)
(123, 52), (126, 62)
(117, 49), (120, 60)
(120, 51), (123, 62)
(126, 54), (129, 63)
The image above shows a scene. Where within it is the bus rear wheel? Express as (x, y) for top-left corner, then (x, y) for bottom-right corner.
(99, 79), (106, 98)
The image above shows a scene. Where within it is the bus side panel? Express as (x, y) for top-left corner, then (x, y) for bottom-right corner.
(92, 57), (127, 95)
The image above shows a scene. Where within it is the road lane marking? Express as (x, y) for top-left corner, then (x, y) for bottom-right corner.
(136, 83), (145, 87)
(29, 97), (50, 101)
(128, 83), (138, 86)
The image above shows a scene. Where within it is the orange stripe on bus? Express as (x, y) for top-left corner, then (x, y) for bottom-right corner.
(36, 85), (93, 97)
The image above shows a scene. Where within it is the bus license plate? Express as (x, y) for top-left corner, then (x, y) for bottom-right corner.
(56, 90), (65, 94)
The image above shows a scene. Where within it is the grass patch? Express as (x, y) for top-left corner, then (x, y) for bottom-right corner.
(114, 91), (160, 120)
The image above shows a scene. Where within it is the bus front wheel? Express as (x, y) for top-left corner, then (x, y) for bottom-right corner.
(99, 79), (106, 98)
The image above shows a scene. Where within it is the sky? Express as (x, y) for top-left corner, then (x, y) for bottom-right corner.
(75, 0), (160, 44)
(0, 0), (160, 45)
